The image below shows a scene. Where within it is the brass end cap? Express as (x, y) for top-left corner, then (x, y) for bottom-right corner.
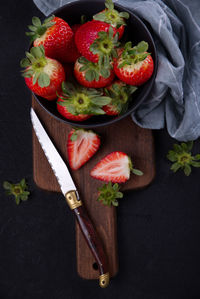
(65, 190), (82, 210)
(99, 272), (110, 288)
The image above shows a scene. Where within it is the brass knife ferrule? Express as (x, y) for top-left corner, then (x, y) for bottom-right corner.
(65, 190), (82, 210)
(99, 272), (110, 288)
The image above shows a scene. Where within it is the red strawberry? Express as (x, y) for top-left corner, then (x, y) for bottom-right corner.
(114, 41), (154, 86)
(67, 128), (100, 170)
(21, 45), (65, 100)
(63, 24), (81, 63)
(26, 16), (73, 63)
(90, 151), (143, 183)
(103, 80), (137, 115)
(93, 0), (129, 40)
(75, 20), (120, 64)
(57, 98), (91, 121)
(74, 56), (115, 88)
(56, 81), (111, 120)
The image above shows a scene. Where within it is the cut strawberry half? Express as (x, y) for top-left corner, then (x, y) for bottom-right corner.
(90, 151), (143, 183)
(67, 128), (100, 170)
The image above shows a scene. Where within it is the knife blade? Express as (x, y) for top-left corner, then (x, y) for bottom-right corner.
(31, 108), (109, 288)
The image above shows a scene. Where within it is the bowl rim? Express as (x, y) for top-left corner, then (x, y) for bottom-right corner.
(33, 0), (158, 128)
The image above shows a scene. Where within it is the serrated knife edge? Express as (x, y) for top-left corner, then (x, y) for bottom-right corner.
(31, 108), (77, 196)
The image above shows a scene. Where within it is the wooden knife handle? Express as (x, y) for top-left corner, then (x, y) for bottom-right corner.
(65, 190), (109, 288)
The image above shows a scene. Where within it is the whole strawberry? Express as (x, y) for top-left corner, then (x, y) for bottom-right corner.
(93, 0), (129, 40)
(20, 45), (65, 100)
(26, 16), (73, 63)
(57, 81), (111, 120)
(103, 80), (137, 115)
(114, 41), (154, 86)
(74, 56), (115, 88)
(57, 98), (91, 122)
(75, 21), (120, 65)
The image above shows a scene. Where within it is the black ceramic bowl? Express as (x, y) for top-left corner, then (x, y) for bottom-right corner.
(33, 0), (157, 128)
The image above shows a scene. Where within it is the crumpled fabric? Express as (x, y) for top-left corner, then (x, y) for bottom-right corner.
(33, 0), (200, 141)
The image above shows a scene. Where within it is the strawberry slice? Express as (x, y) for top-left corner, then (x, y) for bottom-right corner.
(67, 129), (100, 170)
(90, 151), (143, 183)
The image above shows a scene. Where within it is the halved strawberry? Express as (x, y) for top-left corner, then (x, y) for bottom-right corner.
(67, 128), (100, 170)
(57, 81), (111, 120)
(20, 45), (65, 100)
(93, 0), (129, 40)
(75, 20), (120, 66)
(74, 56), (115, 88)
(90, 151), (143, 183)
(103, 80), (137, 115)
(26, 16), (73, 63)
(114, 41), (154, 86)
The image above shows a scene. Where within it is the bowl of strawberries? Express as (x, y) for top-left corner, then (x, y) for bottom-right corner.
(21, 0), (157, 128)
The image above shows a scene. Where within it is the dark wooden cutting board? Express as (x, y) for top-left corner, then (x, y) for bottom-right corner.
(32, 96), (155, 279)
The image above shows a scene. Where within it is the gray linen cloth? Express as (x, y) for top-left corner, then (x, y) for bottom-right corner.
(33, 0), (200, 141)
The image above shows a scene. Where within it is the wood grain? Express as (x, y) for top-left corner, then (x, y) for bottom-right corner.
(32, 96), (155, 279)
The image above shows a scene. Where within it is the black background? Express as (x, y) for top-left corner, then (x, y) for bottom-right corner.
(0, 1), (200, 298)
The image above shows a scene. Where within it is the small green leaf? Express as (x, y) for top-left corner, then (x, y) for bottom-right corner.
(136, 41), (148, 53)
(70, 132), (78, 141)
(30, 46), (43, 59)
(100, 67), (110, 78)
(171, 162), (181, 173)
(186, 141), (193, 151)
(184, 164), (191, 176)
(85, 70), (95, 82)
(38, 72), (50, 87)
(119, 12), (129, 19)
(91, 96), (111, 106)
(90, 107), (105, 115)
(105, 0), (114, 10)
(20, 58), (30, 68)
(190, 161), (200, 167)
(3, 181), (12, 190)
(132, 169), (143, 176)
(194, 154), (200, 160)
(116, 192), (123, 198)
(32, 16), (41, 27)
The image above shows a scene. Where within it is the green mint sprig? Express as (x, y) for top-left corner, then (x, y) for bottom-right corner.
(3, 179), (30, 205)
(167, 141), (200, 176)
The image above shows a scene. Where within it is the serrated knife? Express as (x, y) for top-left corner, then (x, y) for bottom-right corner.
(31, 108), (109, 288)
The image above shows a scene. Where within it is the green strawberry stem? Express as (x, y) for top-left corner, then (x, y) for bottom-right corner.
(128, 157), (143, 176)
(93, 0), (129, 28)
(3, 178), (30, 205)
(26, 15), (55, 43)
(78, 56), (112, 81)
(98, 182), (123, 206)
(90, 26), (120, 69)
(58, 81), (111, 115)
(118, 41), (150, 68)
(104, 82), (137, 114)
(167, 141), (200, 176)
(20, 45), (50, 87)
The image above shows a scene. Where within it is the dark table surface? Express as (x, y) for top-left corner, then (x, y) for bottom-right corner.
(0, 1), (200, 298)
